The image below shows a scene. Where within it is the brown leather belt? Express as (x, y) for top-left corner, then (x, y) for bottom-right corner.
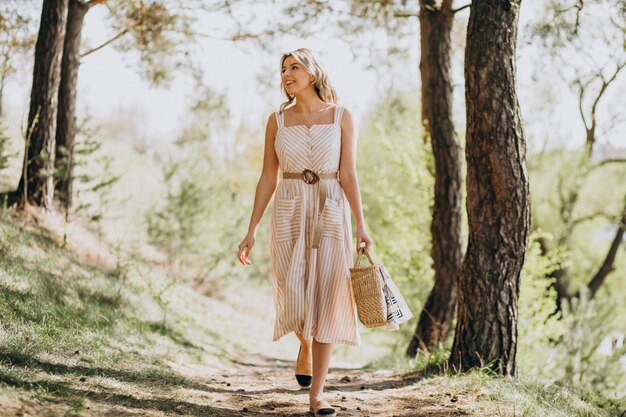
(282, 169), (340, 249)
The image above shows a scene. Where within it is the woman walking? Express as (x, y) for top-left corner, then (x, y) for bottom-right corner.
(237, 48), (373, 416)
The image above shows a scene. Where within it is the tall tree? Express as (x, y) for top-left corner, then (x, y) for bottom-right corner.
(54, 0), (106, 211)
(52, 1), (226, 213)
(8, 0), (68, 208)
(51, 0), (206, 212)
(406, 0), (463, 355)
(450, 0), (530, 376)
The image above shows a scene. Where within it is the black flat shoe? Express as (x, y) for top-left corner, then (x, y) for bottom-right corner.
(295, 345), (312, 389)
(309, 405), (337, 416)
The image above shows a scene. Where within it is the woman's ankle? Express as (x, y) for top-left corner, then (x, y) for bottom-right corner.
(310, 394), (325, 403)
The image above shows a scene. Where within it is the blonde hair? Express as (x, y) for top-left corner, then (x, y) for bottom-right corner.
(278, 48), (338, 114)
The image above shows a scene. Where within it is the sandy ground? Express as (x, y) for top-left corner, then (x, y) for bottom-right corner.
(0, 350), (479, 417)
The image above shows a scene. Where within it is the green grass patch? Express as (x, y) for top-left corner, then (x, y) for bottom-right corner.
(413, 371), (624, 417)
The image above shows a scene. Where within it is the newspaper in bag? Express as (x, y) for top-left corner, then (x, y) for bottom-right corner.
(379, 265), (413, 330)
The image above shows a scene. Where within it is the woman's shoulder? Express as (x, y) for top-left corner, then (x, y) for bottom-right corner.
(336, 104), (353, 124)
(337, 102), (351, 110)
(265, 110), (279, 133)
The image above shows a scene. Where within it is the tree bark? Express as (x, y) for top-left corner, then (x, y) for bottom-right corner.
(407, 0), (463, 356)
(7, 0), (68, 208)
(450, 0), (530, 376)
(55, 0), (89, 211)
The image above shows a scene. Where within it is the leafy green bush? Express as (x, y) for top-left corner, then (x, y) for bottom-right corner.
(143, 83), (264, 292)
(517, 230), (626, 400)
(517, 230), (566, 376)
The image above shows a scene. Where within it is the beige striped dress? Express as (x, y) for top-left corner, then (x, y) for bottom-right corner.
(268, 104), (361, 346)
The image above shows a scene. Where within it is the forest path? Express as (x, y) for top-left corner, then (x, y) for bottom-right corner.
(2, 349), (474, 417)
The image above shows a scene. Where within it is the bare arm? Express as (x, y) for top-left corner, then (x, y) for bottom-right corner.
(338, 107), (374, 251)
(238, 113), (280, 264)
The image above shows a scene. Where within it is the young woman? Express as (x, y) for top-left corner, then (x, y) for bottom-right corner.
(237, 47), (373, 417)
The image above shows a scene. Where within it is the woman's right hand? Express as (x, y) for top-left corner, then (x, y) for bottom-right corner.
(237, 233), (256, 265)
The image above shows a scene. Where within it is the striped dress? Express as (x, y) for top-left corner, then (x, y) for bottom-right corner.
(268, 104), (361, 346)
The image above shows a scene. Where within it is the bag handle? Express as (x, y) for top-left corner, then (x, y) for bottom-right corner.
(354, 246), (375, 267)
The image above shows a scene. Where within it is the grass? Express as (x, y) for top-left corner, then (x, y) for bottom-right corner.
(425, 371), (625, 417)
(0, 205), (273, 415)
(362, 340), (625, 416)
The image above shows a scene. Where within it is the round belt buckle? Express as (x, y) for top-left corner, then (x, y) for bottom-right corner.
(302, 169), (319, 184)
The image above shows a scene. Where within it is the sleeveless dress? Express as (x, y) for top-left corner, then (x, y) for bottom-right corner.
(268, 104), (361, 346)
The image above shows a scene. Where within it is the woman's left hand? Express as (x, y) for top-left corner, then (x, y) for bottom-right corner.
(356, 226), (374, 252)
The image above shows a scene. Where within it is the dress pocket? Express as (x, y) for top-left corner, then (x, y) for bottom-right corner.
(274, 196), (301, 242)
(322, 197), (345, 241)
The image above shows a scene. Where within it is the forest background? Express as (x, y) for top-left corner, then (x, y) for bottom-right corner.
(0, 0), (625, 416)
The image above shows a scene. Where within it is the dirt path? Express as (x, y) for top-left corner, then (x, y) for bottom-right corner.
(2, 351), (476, 417)
(207, 353), (471, 417)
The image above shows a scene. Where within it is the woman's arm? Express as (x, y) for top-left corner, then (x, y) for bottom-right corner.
(338, 107), (374, 251)
(237, 113), (280, 265)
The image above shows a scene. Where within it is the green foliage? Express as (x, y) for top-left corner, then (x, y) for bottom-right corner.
(0, 1), (38, 94)
(107, 0), (199, 86)
(145, 161), (204, 270)
(516, 229), (626, 400)
(143, 81), (259, 290)
(527, 145), (626, 327)
(0, 121), (12, 172)
(558, 291), (626, 398)
(517, 231), (567, 376)
(0, 121), (20, 206)
(71, 116), (121, 224)
(357, 88), (434, 344)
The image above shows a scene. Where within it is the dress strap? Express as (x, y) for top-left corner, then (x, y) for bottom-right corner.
(275, 109), (284, 128)
(334, 105), (345, 126)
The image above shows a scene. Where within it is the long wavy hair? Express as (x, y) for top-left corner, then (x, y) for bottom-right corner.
(278, 48), (338, 114)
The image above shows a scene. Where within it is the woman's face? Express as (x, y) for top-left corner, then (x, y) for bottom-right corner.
(281, 56), (313, 95)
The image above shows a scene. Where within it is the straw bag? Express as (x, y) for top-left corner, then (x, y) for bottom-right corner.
(349, 247), (387, 328)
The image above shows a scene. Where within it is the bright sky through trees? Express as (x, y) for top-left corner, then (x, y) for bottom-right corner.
(3, 3), (624, 151)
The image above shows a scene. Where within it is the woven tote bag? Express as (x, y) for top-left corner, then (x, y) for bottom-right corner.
(349, 247), (387, 328)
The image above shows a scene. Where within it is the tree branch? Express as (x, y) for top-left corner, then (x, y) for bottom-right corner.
(394, 11), (419, 18)
(573, 0), (584, 35)
(571, 211), (612, 228)
(79, 28), (129, 58)
(85, 0), (107, 9)
(589, 60), (626, 138)
(586, 196), (626, 299)
(576, 79), (589, 132)
(79, 20), (142, 58)
(591, 158), (626, 171)
(452, 3), (471, 13)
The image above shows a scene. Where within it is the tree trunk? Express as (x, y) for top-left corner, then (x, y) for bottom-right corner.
(450, 0), (530, 376)
(55, 0), (88, 212)
(407, 0), (463, 356)
(7, 0), (68, 208)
